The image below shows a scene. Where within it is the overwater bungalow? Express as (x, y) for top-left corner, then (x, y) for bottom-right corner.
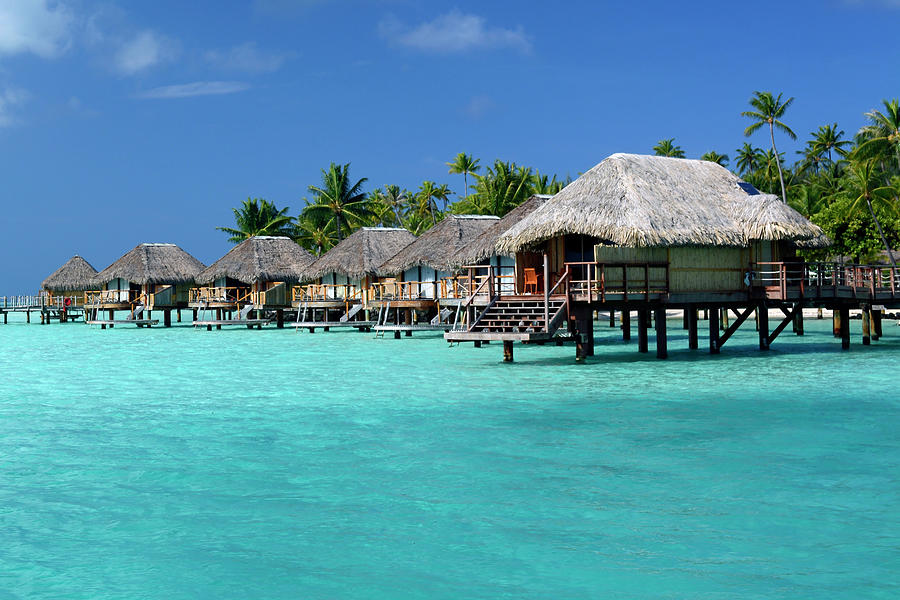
(444, 153), (891, 360)
(293, 227), (416, 331)
(448, 195), (552, 297)
(191, 236), (314, 328)
(373, 215), (498, 335)
(87, 243), (205, 327)
(40, 255), (98, 322)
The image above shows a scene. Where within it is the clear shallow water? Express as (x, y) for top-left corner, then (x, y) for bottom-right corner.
(0, 314), (898, 599)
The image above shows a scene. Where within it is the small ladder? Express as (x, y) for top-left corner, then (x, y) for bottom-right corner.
(374, 302), (390, 338)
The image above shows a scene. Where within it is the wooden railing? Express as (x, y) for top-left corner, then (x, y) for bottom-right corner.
(563, 261), (669, 302)
(292, 283), (362, 303)
(84, 289), (141, 305)
(369, 280), (441, 301)
(189, 286), (252, 305)
(753, 261), (899, 300)
(0, 295), (45, 309)
(441, 272), (515, 299)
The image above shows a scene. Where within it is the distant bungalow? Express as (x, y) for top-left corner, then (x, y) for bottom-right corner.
(191, 236), (315, 327)
(373, 215), (498, 335)
(448, 153), (830, 360)
(88, 243), (205, 327)
(41, 255), (98, 309)
(449, 194), (551, 296)
(293, 227), (416, 329)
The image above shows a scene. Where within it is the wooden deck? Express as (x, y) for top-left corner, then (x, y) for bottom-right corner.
(292, 321), (374, 331)
(86, 319), (160, 328)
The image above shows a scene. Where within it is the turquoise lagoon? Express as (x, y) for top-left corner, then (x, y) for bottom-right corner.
(0, 314), (898, 599)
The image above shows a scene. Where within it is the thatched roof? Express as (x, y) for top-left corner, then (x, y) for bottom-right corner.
(303, 227), (417, 280)
(377, 215), (499, 275)
(94, 243), (205, 286)
(497, 153), (828, 253)
(450, 195), (552, 266)
(196, 236), (315, 284)
(42, 255), (98, 291)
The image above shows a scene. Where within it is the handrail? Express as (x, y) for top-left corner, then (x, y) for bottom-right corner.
(189, 286), (251, 304)
(751, 261), (898, 300)
(461, 273), (492, 308)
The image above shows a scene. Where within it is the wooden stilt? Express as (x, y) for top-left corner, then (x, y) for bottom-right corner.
(840, 307), (850, 350)
(817, 307), (823, 319)
(192, 309), (198, 321)
(207, 324), (212, 331)
(503, 340), (514, 362)
(833, 310), (841, 337)
(637, 308), (648, 353)
(164, 310), (172, 327)
(609, 310), (615, 327)
(862, 306), (871, 345)
(393, 330), (401, 339)
(655, 307), (667, 359)
(758, 303), (769, 350)
(709, 307), (720, 354)
(682, 309), (689, 330)
(720, 307), (729, 331)
(26, 311), (30, 323)
(474, 340), (481, 348)
(277, 309), (284, 329)
(101, 323), (106, 329)
(872, 308), (883, 339)
(621, 309), (631, 341)
(177, 309), (182, 323)
(687, 306), (698, 349)
(794, 306), (804, 336)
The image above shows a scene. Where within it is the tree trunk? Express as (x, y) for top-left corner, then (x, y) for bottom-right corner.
(771, 122), (788, 204)
(866, 197), (899, 271)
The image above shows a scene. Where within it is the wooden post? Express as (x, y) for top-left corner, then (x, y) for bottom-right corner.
(192, 309), (198, 321)
(655, 307), (667, 359)
(177, 309), (182, 323)
(817, 307), (823, 320)
(862, 306), (871, 345)
(720, 307), (729, 331)
(394, 330), (401, 339)
(833, 310), (841, 337)
(108, 309), (114, 321)
(543, 253), (550, 329)
(873, 307), (883, 339)
(758, 303), (769, 350)
(682, 310), (690, 330)
(207, 324), (212, 331)
(26, 311), (30, 324)
(621, 309), (631, 341)
(503, 340), (514, 362)
(637, 308), (648, 353)
(609, 310), (615, 327)
(709, 307), (720, 354)
(474, 340), (481, 348)
(276, 309), (284, 329)
(794, 305), (804, 336)
(840, 307), (850, 350)
(687, 306), (698, 349)
(164, 310), (171, 327)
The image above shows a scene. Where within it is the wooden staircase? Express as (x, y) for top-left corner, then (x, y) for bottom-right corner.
(445, 295), (568, 342)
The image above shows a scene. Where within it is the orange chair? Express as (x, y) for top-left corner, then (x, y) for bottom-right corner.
(523, 268), (538, 294)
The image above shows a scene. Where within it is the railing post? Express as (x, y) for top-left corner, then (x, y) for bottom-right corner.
(543, 253), (550, 330)
(488, 266), (495, 299)
(622, 264), (628, 302)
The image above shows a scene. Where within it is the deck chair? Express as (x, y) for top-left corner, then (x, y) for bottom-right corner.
(523, 268), (538, 294)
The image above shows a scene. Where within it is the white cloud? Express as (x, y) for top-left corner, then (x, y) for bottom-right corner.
(379, 11), (531, 54)
(0, 0), (72, 58)
(135, 81), (250, 99)
(205, 42), (290, 73)
(464, 95), (494, 119)
(114, 30), (177, 75)
(0, 87), (29, 127)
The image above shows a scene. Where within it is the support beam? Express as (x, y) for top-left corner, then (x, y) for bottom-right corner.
(840, 307), (850, 350)
(833, 310), (841, 337)
(767, 303), (801, 345)
(609, 310), (616, 328)
(503, 340), (514, 362)
(164, 310), (172, 327)
(394, 330), (401, 339)
(687, 306), (698, 349)
(873, 307), (883, 339)
(862, 306), (871, 346)
(637, 309), (648, 353)
(758, 303), (769, 350)
(277, 309), (284, 329)
(621, 309), (631, 341)
(655, 307), (667, 359)
(709, 307), (720, 354)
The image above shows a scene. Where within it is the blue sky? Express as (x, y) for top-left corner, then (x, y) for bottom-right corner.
(1, 0), (899, 292)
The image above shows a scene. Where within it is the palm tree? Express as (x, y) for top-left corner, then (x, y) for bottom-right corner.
(735, 143), (763, 175)
(856, 98), (900, 172)
(469, 160), (535, 216)
(303, 162), (369, 242)
(533, 171), (564, 195)
(432, 183), (453, 212)
(217, 197), (293, 243)
(381, 184), (410, 225)
(416, 181), (441, 225)
(292, 214), (338, 256)
(700, 151), (729, 166)
(446, 152), (480, 202)
(742, 91), (797, 203)
(811, 123), (851, 164)
(843, 159), (899, 271)
(652, 138), (685, 158)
